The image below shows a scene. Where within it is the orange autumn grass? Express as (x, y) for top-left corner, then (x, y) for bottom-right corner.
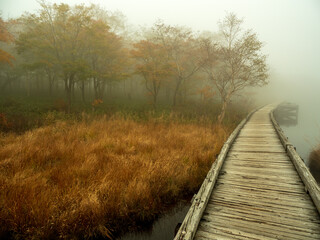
(0, 116), (230, 239)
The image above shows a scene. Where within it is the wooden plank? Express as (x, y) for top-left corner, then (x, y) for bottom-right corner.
(225, 159), (293, 165)
(232, 143), (283, 147)
(230, 146), (286, 152)
(226, 157), (290, 162)
(210, 192), (315, 210)
(226, 153), (290, 161)
(270, 110), (320, 213)
(219, 169), (302, 179)
(233, 141), (282, 144)
(215, 181), (306, 196)
(237, 134), (279, 138)
(222, 161), (295, 169)
(227, 154), (288, 159)
(174, 108), (260, 240)
(203, 209), (320, 235)
(195, 228), (236, 240)
(209, 194), (317, 214)
(202, 213), (320, 239)
(205, 204), (320, 230)
(220, 165), (299, 175)
(239, 131), (277, 135)
(227, 151), (287, 157)
(215, 181), (308, 198)
(209, 198), (320, 222)
(203, 209), (320, 238)
(177, 105), (320, 240)
(212, 184), (311, 200)
(217, 174), (304, 187)
(196, 224), (275, 240)
(216, 178), (306, 192)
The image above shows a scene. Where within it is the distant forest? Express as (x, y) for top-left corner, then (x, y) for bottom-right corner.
(0, 1), (268, 122)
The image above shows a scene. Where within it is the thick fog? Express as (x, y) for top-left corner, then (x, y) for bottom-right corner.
(2, 0), (319, 102)
(2, 0), (319, 136)
(1, 0), (320, 119)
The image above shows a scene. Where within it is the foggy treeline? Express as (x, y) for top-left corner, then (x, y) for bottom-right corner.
(0, 1), (268, 122)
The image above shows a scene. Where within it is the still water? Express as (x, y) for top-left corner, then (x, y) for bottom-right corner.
(276, 102), (320, 183)
(119, 201), (190, 240)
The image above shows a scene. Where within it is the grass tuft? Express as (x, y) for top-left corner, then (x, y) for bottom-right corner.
(0, 115), (230, 239)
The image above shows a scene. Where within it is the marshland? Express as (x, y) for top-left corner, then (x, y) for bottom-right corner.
(0, 0), (319, 239)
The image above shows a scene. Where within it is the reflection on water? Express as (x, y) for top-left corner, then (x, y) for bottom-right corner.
(275, 103), (320, 184)
(274, 102), (299, 127)
(119, 201), (190, 240)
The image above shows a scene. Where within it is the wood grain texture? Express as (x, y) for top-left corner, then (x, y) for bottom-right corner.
(175, 105), (320, 240)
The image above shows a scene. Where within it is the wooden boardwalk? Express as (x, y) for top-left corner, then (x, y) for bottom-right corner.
(175, 105), (320, 240)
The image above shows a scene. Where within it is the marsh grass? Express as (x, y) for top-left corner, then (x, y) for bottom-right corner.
(0, 114), (230, 239)
(0, 95), (247, 133)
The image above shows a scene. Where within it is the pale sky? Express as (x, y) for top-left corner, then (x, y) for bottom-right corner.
(1, 0), (320, 100)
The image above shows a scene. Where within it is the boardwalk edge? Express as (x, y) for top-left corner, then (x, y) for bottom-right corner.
(270, 106), (320, 214)
(174, 107), (260, 240)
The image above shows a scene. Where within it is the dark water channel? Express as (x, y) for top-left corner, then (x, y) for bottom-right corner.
(275, 102), (320, 184)
(118, 201), (190, 240)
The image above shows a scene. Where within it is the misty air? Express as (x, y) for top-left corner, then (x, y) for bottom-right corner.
(0, 0), (319, 239)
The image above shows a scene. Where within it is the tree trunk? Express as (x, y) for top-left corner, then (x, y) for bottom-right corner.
(81, 79), (85, 103)
(72, 80), (75, 102)
(130, 79), (133, 99)
(99, 81), (106, 100)
(49, 80), (53, 97)
(172, 77), (182, 107)
(64, 74), (74, 113)
(123, 79), (126, 96)
(0, 77), (11, 92)
(26, 72), (30, 97)
(153, 93), (157, 108)
(217, 100), (227, 124)
(166, 86), (171, 99)
(94, 78), (97, 99)
(47, 71), (54, 97)
(217, 93), (232, 124)
(64, 76), (68, 95)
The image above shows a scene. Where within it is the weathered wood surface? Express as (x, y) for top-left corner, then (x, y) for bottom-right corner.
(175, 105), (320, 240)
(270, 108), (320, 214)
(174, 108), (259, 240)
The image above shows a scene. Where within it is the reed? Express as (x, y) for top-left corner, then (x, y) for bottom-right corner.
(0, 115), (230, 239)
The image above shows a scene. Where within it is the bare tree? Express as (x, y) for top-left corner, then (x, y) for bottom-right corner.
(201, 13), (268, 123)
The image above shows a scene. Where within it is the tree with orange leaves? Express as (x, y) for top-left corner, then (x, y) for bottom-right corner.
(0, 16), (15, 66)
(197, 85), (215, 103)
(151, 22), (203, 106)
(16, 2), (128, 106)
(131, 40), (173, 106)
(84, 19), (128, 100)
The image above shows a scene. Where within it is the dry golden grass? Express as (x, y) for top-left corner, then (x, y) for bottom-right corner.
(0, 115), (230, 239)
